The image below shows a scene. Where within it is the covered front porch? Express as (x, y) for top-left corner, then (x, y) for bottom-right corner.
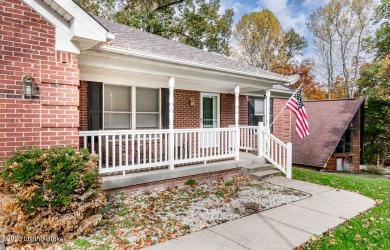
(78, 49), (293, 180)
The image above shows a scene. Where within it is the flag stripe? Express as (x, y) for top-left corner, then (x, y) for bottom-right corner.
(286, 87), (309, 139)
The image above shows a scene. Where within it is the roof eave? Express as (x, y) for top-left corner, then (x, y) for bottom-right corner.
(97, 45), (292, 84)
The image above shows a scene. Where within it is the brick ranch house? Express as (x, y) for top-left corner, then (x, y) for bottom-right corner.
(1, 0), (296, 188)
(292, 99), (364, 173)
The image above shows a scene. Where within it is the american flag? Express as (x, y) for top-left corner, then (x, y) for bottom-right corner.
(286, 86), (309, 139)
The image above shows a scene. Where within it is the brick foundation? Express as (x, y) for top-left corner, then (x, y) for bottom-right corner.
(105, 168), (241, 193)
(0, 0), (80, 164)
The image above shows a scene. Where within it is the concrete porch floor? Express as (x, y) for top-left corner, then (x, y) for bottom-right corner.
(146, 176), (376, 250)
(102, 152), (264, 190)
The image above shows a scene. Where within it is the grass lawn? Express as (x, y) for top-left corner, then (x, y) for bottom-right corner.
(293, 168), (390, 249)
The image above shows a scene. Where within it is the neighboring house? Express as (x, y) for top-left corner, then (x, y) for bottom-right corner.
(0, 0), (295, 186)
(292, 99), (364, 173)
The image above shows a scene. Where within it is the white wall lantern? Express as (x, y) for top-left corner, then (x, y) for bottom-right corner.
(22, 74), (36, 97)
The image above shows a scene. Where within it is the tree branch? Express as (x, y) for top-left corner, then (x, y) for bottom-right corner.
(154, 0), (186, 12)
(153, 28), (199, 45)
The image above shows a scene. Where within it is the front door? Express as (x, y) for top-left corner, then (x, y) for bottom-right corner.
(201, 93), (219, 128)
(201, 93), (219, 148)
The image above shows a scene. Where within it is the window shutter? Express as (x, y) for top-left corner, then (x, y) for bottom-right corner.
(162, 88), (169, 129)
(248, 96), (254, 126)
(88, 82), (102, 130)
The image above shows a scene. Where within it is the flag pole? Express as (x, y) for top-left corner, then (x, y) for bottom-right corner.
(268, 83), (303, 128)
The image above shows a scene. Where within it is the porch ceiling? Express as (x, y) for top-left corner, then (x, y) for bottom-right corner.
(79, 51), (278, 93)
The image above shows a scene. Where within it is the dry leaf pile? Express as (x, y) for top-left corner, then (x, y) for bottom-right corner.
(61, 177), (309, 249)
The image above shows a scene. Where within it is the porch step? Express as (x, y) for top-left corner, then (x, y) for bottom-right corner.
(241, 163), (281, 180)
(241, 163), (274, 176)
(250, 169), (281, 180)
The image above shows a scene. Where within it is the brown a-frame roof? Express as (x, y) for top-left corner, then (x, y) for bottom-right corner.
(291, 98), (364, 167)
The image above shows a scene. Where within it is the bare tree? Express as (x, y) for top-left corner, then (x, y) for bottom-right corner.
(351, 0), (376, 97)
(308, 5), (339, 98)
(308, 0), (376, 98)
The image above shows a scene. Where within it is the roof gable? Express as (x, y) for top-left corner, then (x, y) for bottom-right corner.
(23, 0), (113, 53)
(291, 98), (364, 167)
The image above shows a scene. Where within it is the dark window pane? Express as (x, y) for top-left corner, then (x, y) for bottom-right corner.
(345, 129), (352, 153)
(202, 96), (217, 128)
(88, 82), (102, 131)
(336, 133), (345, 153)
(254, 115), (264, 125)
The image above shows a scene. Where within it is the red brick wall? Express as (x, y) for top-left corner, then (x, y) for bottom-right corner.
(79, 81), (88, 131)
(0, 0), (80, 164)
(325, 107), (361, 173)
(173, 89), (200, 129)
(221, 94), (248, 127)
(272, 98), (291, 143)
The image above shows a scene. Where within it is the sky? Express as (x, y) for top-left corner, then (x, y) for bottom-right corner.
(219, 0), (332, 60)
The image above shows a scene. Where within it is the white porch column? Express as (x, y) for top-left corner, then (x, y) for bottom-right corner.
(234, 85), (240, 160)
(168, 76), (175, 170)
(265, 89), (271, 128)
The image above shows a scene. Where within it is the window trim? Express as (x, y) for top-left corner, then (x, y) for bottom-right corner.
(200, 92), (220, 128)
(102, 83), (161, 130)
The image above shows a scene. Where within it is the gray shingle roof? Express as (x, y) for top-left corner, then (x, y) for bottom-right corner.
(93, 16), (290, 82)
(291, 98), (364, 167)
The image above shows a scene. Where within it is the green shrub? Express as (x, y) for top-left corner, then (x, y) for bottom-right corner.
(184, 179), (197, 186)
(225, 180), (233, 186)
(367, 165), (381, 175)
(0, 146), (106, 247)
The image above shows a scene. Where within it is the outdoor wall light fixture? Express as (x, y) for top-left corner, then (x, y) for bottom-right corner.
(22, 74), (36, 97)
(189, 96), (196, 106)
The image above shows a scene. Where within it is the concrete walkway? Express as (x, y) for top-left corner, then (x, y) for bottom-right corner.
(147, 176), (375, 250)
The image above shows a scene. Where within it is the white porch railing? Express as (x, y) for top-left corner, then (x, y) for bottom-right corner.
(258, 123), (292, 178)
(173, 128), (237, 164)
(80, 124), (292, 178)
(239, 126), (258, 152)
(79, 127), (238, 175)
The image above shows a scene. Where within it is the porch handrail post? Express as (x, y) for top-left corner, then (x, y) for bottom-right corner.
(168, 76), (175, 170)
(234, 85), (240, 161)
(258, 122), (263, 157)
(286, 142), (292, 179)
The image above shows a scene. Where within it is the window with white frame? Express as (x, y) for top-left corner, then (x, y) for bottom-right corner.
(104, 85), (132, 129)
(136, 87), (159, 129)
(103, 84), (160, 130)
